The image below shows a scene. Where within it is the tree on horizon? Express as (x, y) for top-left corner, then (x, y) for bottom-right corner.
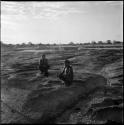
(98, 41), (103, 44)
(106, 40), (112, 44)
(91, 41), (96, 44)
(69, 41), (75, 45)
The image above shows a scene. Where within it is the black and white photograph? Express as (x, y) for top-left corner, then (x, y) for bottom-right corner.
(1, 1), (123, 124)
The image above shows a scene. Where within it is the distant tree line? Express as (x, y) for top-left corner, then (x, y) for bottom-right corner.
(0, 40), (123, 48)
(90, 40), (123, 45)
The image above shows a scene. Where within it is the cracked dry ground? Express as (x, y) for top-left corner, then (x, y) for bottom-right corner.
(1, 47), (123, 124)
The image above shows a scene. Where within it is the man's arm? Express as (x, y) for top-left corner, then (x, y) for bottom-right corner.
(71, 67), (73, 79)
(39, 59), (41, 65)
(61, 67), (65, 75)
(45, 59), (50, 69)
(68, 67), (73, 80)
(46, 59), (48, 65)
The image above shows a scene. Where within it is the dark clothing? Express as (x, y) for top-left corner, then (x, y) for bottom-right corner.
(59, 66), (73, 86)
(39, 58), (49, 77)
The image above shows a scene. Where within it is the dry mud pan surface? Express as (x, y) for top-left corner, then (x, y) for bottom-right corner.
(1, 46), (123, 124)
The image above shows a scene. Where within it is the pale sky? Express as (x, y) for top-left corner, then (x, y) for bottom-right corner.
(1, 1), (123, 44)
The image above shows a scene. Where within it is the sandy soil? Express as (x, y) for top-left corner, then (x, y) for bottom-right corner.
(1, 46), (123, 124)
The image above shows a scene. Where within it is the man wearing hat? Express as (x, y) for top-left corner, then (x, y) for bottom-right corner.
(59, 59), (73, 86)
(39, 54), (49, 77)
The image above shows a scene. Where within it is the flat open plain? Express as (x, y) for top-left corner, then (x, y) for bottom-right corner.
(1, 45), (123, 124)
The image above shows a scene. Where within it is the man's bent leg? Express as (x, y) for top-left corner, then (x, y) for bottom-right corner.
(59, 74), (67, 85)
(39, 66), (43, 74)
(59, 74), (65, 81)
(44, 69), (49, 77)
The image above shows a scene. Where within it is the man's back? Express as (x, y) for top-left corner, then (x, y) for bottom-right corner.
(40, 58), (48, 66)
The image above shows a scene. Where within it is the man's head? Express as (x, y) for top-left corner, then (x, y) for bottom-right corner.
(65, 60), (70, 67)
(42, 54), (46, 59)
